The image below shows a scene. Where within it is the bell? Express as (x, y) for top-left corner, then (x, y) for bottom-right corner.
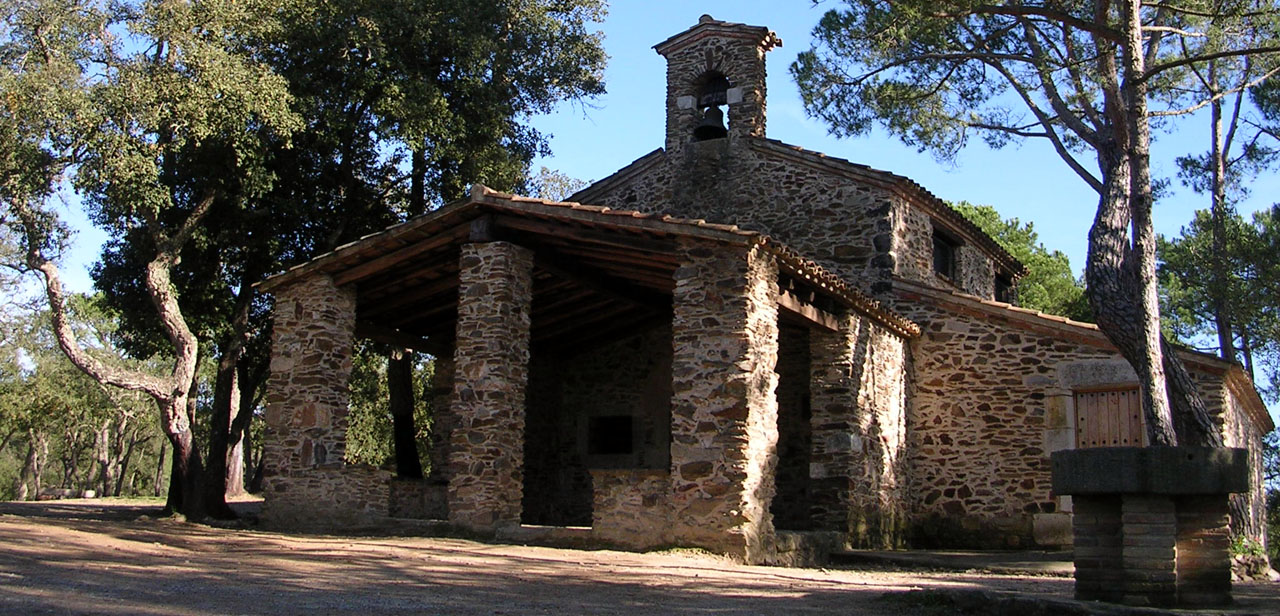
(692, 106), (727, 141)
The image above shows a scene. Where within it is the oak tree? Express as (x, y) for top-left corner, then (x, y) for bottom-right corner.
(1, 0), (300, 516)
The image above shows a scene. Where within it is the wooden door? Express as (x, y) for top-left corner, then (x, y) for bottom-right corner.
(1074, 388), (1146, 448)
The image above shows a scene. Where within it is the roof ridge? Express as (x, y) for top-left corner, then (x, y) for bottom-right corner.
(567, 148), (666, 203)
(747, 138), (1027, 278)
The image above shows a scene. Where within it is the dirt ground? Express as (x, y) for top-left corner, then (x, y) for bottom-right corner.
(0, 499), (1270, 615)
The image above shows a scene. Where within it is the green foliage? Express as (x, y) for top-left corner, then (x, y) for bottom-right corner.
(91, 0), (609, 363)
(344, 341), (433, 473)
(528, 166), (589, 202)
(951, 201), (1091, 321)
(1158, 207), (1280, 402)
(1230, 534), (1267, 558)
(0, 295), (164, 499)
(793, 2), (1280, 172)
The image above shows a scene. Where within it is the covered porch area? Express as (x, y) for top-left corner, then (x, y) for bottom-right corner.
(258, 185), (917, 563)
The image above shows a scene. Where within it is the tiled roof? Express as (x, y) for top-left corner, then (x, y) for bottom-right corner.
(258, 184), (920, 339)
(652, 15), (781, 55)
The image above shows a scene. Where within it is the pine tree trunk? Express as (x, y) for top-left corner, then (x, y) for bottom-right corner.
(1085, 1), (1221, 448)
(1086, 144), (1178, 446)
(1208, 93), (1235, 360)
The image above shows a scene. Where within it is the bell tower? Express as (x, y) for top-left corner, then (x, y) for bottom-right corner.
(654, 15), (781, 152)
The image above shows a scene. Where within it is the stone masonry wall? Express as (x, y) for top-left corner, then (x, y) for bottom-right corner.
(522, 325), (671, 527)
(893, 296), (1118, 548)
(895, 290), (1264, 549)
(809, 312), (910, 548)
(582, 144), (900, 297)
(560, 324), (673, 471)
(591, 469), (673, 549)
(957, 244), (996, 299)
(579, 143), (1001, 303)
(669, 239), (779, 563)
(892, 198), (934, 289)
(447, 241), (534, 531)
(1201, 379), (1268, 546)
(261, 274), (391, 527)
(891, 198), (996, 298)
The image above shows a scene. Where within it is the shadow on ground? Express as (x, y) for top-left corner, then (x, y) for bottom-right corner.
(0, 500), (1272, 616)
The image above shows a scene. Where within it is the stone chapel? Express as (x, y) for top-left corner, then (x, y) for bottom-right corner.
(257, 16), (1273, 565)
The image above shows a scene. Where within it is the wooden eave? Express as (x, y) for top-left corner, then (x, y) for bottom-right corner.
(258, 185), (918, 356)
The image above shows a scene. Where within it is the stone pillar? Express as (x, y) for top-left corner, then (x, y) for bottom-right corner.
(447, 241), (534, 532)
(262, 274), (389, 527)
(668, 240), (779, 563)
(809, 313), (867, 539)
(808, 314), (906, 549)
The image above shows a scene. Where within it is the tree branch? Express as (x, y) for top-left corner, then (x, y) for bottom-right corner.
(1144, 46), (1280, 83)
(1150, 66), (1280, 117)
(932, 4), (1124, 43)
(11, 201), (170, 402)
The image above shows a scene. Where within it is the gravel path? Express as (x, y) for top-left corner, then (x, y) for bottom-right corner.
(0, 500), (1270, 615)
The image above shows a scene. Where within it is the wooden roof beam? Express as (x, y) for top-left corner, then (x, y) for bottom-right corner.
(331, 221), (471, 287)
(777, 288), (840, 332)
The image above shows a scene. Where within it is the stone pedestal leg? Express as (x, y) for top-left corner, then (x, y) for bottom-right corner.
(668, 241), (779, 563)
(1120, 495), (1178, 607)
(1176, 496), (1232, 606)
(447, 242), (533, 532)
(1072, 495), (1123, 603)
(1052, 447), (1248, 608)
